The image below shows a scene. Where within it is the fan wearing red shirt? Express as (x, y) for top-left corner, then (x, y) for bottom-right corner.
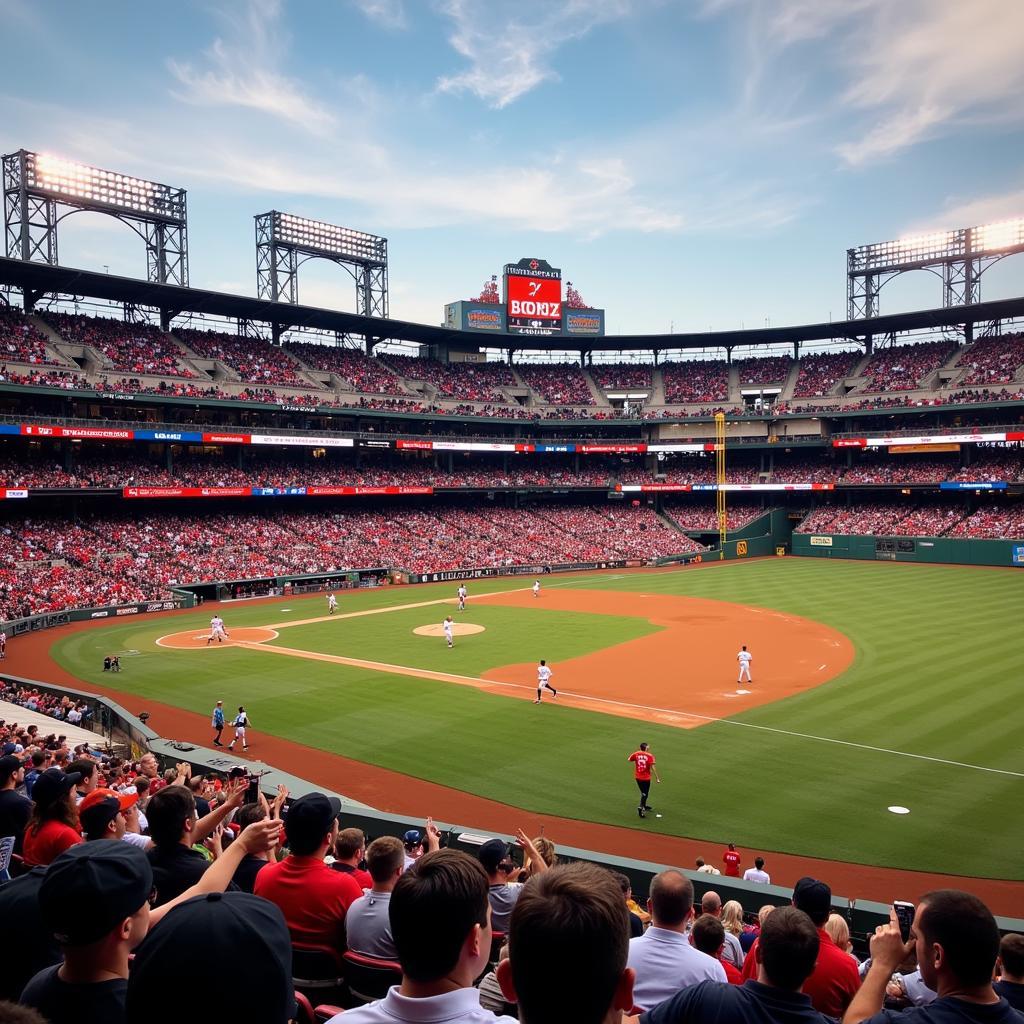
(22, 767), (83, 866)
(627, 742), (661, 819)
(254, 792), (362, 952)
(722, 842), (742, 877)
(740, 876), (860, 1019)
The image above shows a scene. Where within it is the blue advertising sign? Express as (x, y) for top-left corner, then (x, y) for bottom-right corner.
(135, 429), (204, 443)
(939, 481), (1007, 491)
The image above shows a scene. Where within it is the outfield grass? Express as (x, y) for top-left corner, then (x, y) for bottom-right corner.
(49, 561), (1024, 878)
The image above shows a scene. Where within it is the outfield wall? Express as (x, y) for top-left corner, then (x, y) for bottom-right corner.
(1, 596), (193, 638)
(792, 533), (1024, 567)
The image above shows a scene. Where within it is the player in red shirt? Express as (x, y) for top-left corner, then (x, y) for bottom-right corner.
(627, 742), (661, 818)
(722, 842), (742, 876)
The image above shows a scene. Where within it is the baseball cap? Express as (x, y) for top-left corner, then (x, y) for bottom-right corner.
(0, 753), (24, 783)
(79, 787), (139, 836)
(127, 892), (293, 1023)
(284, 792), (341, 848)
(478, 838), (508, 873)
(39, 842), (153, 945)
(31, 767), (83, 808)
(792, 876), (833, 924)
(403, 828), (422, 847)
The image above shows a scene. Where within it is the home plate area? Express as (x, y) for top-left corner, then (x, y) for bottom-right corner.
(413, 622), (486, 637)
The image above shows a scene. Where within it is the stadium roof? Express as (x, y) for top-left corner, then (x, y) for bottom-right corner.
(2, 256), (1023, 353)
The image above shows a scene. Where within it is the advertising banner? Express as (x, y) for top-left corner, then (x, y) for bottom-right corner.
(810, 536), (834, 546)
(123, 487), (251, 499)
(938, 481), (1007, 491)
(563, 308), (605, 336)
(249, 434), (354, 448)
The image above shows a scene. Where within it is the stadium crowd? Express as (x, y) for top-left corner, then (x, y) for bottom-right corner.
(382, 354), (517, 403)
(795, 503), (975, 537)
(661, 359), (730, 403)
(284, 343), (408, 395)
(0, 309), (64, 367)
(956, 333), (1024, 386)
(516, 362), (596, 405)
(735, 355), (792, 384)
(858, 340), (955, 393)
(791, 351), (861, 398)
(174, 328), (312, 388)
(590, 362), (655, 389)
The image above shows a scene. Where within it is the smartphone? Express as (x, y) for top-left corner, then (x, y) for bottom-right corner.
(893, 901), (914, 942)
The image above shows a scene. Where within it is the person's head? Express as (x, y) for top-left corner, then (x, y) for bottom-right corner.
(79, 787), (139, 842)
(390, 849), (491, 986)
(0, 753), (23, 790)
(695, 857), (706, 869)
(366, 835), (405, 888)
(721, 900), (745, 936)
(792, 876), (832, 927)
(639, 742), (649, 752)
(284, 793), (341, 857)
(539, 659), (546, 667)
(528, 836), (557, 872)
(145, 786), (197, 848)
(139, 753), (159, 778)
(39, 843), (153, 963)
(127, 892), (294, 1022)
(187, 775), (206, 795)
(759, 904), (776, 927)
(648, 870), (694, 931)
(403, 828), (424, 858)
(914, 890), (1001, 994)
(727, 842), (736, 851)
(691, 914), (727, 959)
(755, 906), (820, 991)
(234, 802), (267, 830)
(216, 700), (223, 708)
(134, 776), (150, 797)
(69, 758), (98, 793)
(499, 864), (634, 1024)
(742, 645), (747, 651)
(237, 705), (244, 714)
(998, 933), (1024, 982)
(754, 856), (765, 871)
(30, 750), (46, 769)
(479, 838), (513, 881)
(701, 890), (722, 916)
(334, 827), (366, 864)
(824, 913), (851, 953)
(27, 767), (81, 836)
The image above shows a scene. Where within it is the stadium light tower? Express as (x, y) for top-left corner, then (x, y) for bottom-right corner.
(255, 210), (388, 318)
(847, 218), (1024, 319)
(2, 149), (189, 286)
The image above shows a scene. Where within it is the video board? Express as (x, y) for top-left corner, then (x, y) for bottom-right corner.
(504, 257), (562, 337)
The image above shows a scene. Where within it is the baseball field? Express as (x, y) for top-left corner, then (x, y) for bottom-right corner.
(27, 557), (1024, 897)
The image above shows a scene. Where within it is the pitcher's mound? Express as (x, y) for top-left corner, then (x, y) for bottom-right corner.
(156, 627), (279, 650)
(414, 622), (486, 637)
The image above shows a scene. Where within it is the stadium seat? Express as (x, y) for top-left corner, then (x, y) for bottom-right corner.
(341, 950), (402, 1004)
(314, 1007), (345, 1022)
(292, 943), (346, 1005)
(294, 991), (316, 1024)
(489, 929), (506, 965)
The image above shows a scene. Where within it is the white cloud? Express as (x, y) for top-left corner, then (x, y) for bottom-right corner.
(905, 186), (1024, 234)
(436, 0), (634, 108)
(352, 0), (406, 30)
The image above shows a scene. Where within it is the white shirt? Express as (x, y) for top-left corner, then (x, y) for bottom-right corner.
(627, 926), (728, 1011)
(122, 831), (151, 849)
(325, 985), (517, 1024)
(458, 587), (466, 598)
(743, 867), (771, 884)
(328, 595), (337, 606)
(737, 649), (752, 664)
(532, 582), (540, 591)
(443, 620), (453, 635)
(696, 864), (721, 875)
(537, 665), (552, 684)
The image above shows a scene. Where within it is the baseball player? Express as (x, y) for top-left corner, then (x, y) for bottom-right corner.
(532, 580), (541, 599)
(534, 659), (557, 704)
(457, 584), (467, 611)
(207, 615), (229, 645)
(443, 615), (455, 649)
(228, 705), (250, 751)
(211, 700), (225, 746)
(0, 629), (6, 659)
(327, 593), (337, 614)
(737, 645), (753, 686)
(628, 742), (661, 818)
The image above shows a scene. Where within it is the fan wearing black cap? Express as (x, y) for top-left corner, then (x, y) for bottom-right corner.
(0, 752), (31, 855)
(22, 767), (84, 866)
(253, 791), (362, 951)
(740, 876), (861, 1018)
(479, 829), (550, 933)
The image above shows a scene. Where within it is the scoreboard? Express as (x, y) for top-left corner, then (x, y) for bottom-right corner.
(505, 257), (563, 337)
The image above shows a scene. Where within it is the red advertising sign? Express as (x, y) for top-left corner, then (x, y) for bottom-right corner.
(505, 257), (562, 336)
(202, 433), (250, 445)
(22, 424), (134, 440)
(305, 486), (434, 496)
(578, 444), (647, 454)
(832, 438), (867, 448)
(396, 440), (434, 450)
(122, 487), (252, 499)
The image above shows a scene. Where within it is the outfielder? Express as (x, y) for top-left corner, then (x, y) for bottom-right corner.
(228, 705), (250, 751)
(457, 584), (467, 611)
(443, 615), (455, 649)
(534, 659), (557, 704)
(328, 593), (337, 614)
(737, 645), (753, 686)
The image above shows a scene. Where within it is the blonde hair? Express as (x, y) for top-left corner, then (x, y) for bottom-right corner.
(721, 900), (745, 936)
(758, 904), (776, 926)
(825, 912), (852, 952)
(527, 836), (557, 872)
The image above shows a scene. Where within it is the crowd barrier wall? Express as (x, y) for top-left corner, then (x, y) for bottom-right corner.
(792, 533), (1024, 567)
(1, 596), (193, 638)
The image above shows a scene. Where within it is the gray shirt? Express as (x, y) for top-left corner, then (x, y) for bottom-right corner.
(344, 890), (396, 960)
(721, 929), (745, 969)
(487, 883), (523, 933)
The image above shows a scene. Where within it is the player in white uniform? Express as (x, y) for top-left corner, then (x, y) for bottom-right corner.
(328, 593), (337, 614)
(207, 615), (229, 645)
(737, 645), (753, 686)
(228, 705), (250, 751)
(0, 629), (6, 659)
(532, 580), (541, 599)
(457, 585), (467, 611)
(534, 659), (557, 704)
(443, 615), (455, 649)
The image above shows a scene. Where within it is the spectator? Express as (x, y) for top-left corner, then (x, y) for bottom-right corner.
(844, 890), (1017, 1024)
(325, 848), (516, 1023)
(825, 913), (858, 962)
(125, 891), (294, 1024)
(230, 801), (273, 892)
(479, 829), (550, 933)
(742, 904), (776, 953)
(331, 826), (373, 888)
(723, 842), (742, 876)
(691, 913), (744, 983)
(525, 834), (557, 874)
(78, 787), (146, 849)
(742, 876), (860, 1018)
(498, 863), (635, 1024)
(615, 871), (646, 937)
(253, 792), (361, 951)
(744, 856), (771, 884)
(344, 835), (405, 959)
(69, 758), (99, 804)
(627, 869), (726, 1010)
(0, 754), (31, 856)
(695, 856), (721, 875)
(995, 934), (1024, 1012)
(638, 906), (836, 1024)
(0, 859), (60, 999)
(701, 891), (744, 969)
(21, 767), (83, 866)
(403, 827), (425, 869)
(24, 751), (46, 799)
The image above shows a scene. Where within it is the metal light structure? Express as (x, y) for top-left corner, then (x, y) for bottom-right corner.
(255, 210), (388, 317)
(847, 218), (1024, 319)
(2, 149), (188, 286)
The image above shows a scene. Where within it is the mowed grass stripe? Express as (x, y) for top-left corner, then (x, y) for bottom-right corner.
(48, 560), (1024, 878)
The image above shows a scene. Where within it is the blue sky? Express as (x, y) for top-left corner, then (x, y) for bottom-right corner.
(1, 0), (1023, 337)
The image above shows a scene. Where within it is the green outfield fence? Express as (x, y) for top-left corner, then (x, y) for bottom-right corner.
(792, 533), (1024, 567)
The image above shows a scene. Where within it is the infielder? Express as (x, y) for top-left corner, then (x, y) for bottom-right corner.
(534, 659), (557, 704)
(532, 580), (541, 599)
(228, 705), (250, 751)
(457, 584), (467, 611)
(737, 645), (753, 686)
(328, 593), (337, 614)
(443, 615), (455, 649)
(207, 615), (229, 645)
